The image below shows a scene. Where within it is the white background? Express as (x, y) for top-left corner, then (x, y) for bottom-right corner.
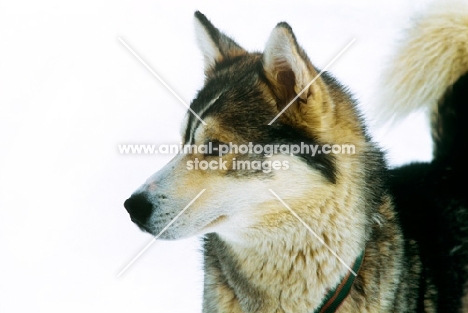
(0, 1), (434, 312)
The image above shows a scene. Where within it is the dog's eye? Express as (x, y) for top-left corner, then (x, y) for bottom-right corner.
(205, 140), (228, 157)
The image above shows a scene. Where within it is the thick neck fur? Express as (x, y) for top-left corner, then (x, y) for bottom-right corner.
(201, 139), (409, 312)
(202, 179), (368, 313)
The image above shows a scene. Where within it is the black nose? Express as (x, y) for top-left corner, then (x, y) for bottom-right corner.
(124, 193), (153, 224)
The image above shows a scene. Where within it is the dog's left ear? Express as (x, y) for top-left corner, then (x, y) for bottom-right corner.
(263, 23), (331, 128)
(194, 11), (247, 75)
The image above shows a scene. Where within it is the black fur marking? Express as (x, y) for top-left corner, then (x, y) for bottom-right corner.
(194, 11), (246, 75)
(263, 124), (336, 183)
(194, 11), (222, 52)
(432, 72), (468, 166)
(389, 72), (468, 312)
(184, 55), (337, 182)
(390, 162), (468, 312)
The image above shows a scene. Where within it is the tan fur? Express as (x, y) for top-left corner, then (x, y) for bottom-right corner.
(153, 16), (403, 312)
(125, 8), (468, 312)
(463, 276), (468, 313)
(376, 0), (468, 124)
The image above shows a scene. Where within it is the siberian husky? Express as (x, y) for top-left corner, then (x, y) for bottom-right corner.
(125, 5), (468, 312)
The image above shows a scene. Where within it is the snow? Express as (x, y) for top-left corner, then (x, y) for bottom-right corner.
(0, 0), (434, 312)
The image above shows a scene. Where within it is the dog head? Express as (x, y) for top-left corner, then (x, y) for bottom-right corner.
(124, 12), (367, 243)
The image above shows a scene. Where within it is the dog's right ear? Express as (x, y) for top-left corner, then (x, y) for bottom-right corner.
(194, 11), (247, 74)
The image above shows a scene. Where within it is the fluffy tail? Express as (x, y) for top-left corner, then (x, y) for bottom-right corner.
(378, 1), (468, 164)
